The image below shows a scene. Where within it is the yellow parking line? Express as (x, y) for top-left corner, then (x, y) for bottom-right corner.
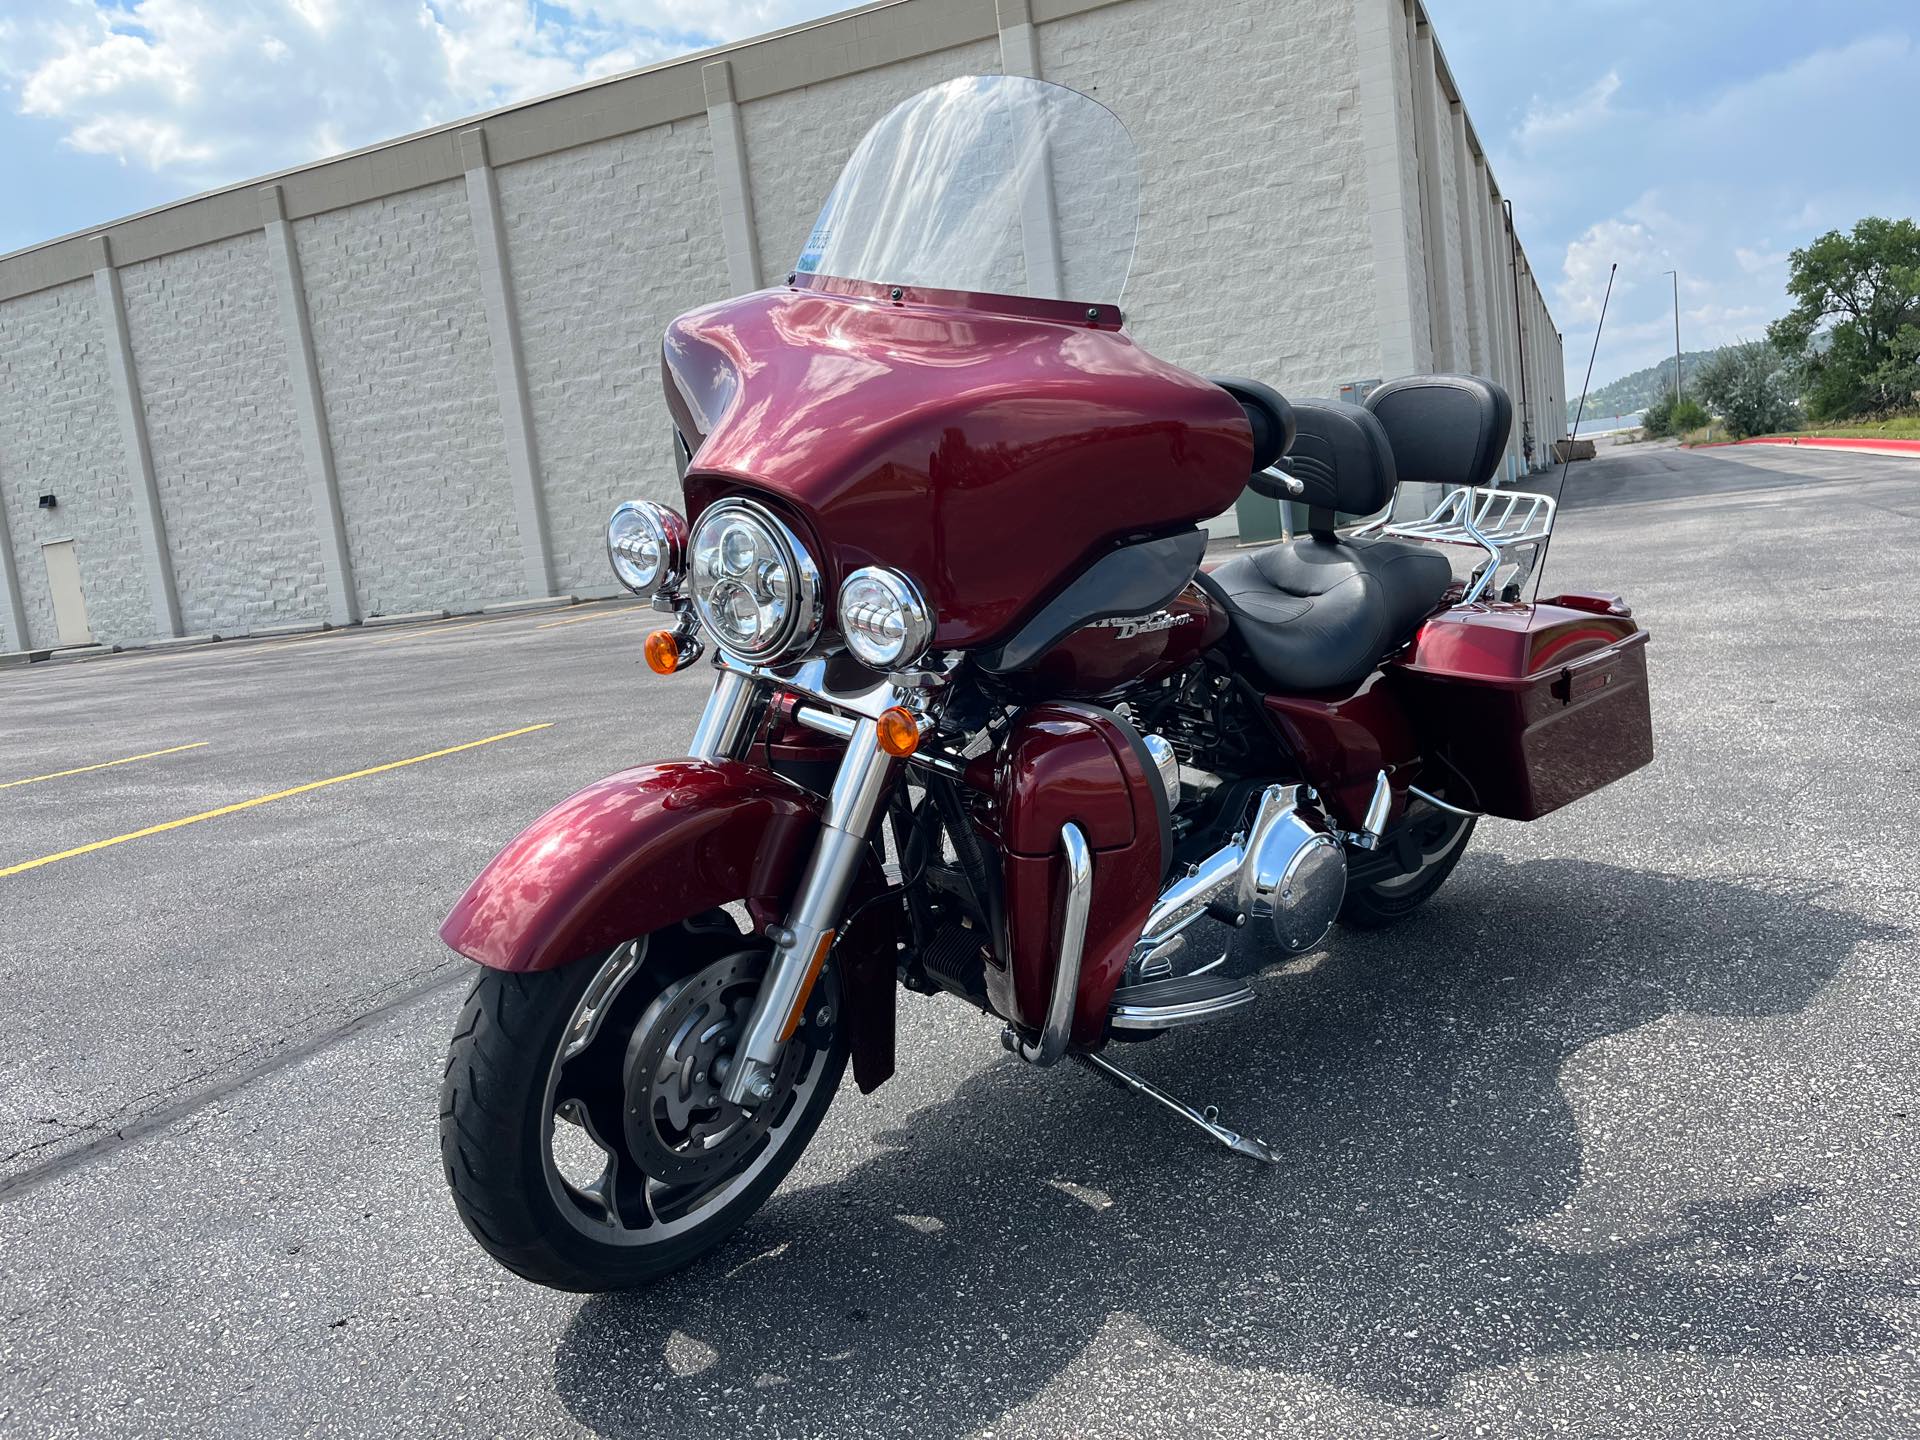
(0, 724), (552, 880)
(0, 742), (210, 791)
(536, 606), (644, 630)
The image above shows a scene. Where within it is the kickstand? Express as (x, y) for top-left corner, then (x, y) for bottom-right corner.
(1076, 1051), (1281, 1165)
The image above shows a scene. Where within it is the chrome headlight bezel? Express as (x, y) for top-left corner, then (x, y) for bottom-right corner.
(837, 565), (935, 671)
(606, 500), (689, 598)
(688, 498), (823, 663)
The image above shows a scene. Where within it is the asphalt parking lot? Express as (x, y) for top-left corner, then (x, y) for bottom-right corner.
(2, 442), (1918, 1437)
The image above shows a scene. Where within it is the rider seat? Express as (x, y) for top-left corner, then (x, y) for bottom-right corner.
(1201, 375), (1512, 693)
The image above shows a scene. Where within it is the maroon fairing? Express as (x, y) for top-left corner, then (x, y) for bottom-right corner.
(440, 760), (822, 973)
(986, 705), (1163, 1046)
(663, 275), (1251, 653)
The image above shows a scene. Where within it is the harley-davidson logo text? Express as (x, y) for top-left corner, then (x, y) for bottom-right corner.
(1088, 610), (1194, 641)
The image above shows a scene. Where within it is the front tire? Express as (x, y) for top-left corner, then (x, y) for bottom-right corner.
(439, 916), (847, 1291)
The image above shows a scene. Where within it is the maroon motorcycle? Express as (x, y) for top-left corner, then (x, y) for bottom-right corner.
(437, 76), (1653, 1291)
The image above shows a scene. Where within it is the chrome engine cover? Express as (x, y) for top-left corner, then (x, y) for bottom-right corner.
(1237, 786), (1346, 954)
(1128, 784), (1346, 980)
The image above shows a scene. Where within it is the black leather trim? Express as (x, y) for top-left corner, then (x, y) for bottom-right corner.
(1084, 701), (1174, 875)
(1364, 373), (1513, 490)
(978, 529), (1207, 673)
(1208, 376), (1295, 473)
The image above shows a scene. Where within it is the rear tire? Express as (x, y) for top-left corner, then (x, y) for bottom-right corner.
(439, 917), (847, 1291)
(1339, 807), (1475, 929)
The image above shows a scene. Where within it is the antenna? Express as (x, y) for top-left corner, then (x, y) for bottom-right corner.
(1528, 260), (1616, 603)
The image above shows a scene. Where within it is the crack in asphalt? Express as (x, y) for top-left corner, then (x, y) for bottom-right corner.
(0, 963), (468, 1202)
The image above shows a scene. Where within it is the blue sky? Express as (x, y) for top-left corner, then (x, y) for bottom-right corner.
(2, 0), (1915, 391)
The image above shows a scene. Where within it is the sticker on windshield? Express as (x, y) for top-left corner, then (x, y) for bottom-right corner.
(797, 220), (832, 274)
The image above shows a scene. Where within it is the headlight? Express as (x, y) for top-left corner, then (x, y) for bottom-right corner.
(606, 501), (688, 597)
(838, 566), (934, 670)
(688, 499), (822, 661)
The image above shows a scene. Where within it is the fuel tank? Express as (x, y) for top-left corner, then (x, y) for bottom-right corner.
(992, 582), (1229, 700)
(662, 275), (1251, 655)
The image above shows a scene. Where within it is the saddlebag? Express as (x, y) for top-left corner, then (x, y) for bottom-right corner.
(1390, 596), (1653, 821)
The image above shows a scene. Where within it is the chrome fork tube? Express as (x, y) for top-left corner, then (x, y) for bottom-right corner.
(721, 711), (897, 1105)
(689, 668), (762, 761)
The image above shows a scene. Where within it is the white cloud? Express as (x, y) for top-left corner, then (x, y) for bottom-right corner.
(1733, 245), (1788, 276)
(1517, 69), (1620, 153)
(1555, 209), (1666, 324)
(4, 0), (825, 192)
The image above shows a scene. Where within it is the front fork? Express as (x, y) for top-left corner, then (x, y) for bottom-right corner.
(692, 662), (904, 1106)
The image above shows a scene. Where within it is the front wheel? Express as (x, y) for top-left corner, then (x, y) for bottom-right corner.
(1339, 805), (1476, 929)
(439, 914), (846, 1291)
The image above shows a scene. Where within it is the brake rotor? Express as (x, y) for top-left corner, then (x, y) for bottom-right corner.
(620, 947), (809, 1188)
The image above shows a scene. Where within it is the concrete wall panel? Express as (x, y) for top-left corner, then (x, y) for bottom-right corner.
(0, 280), (148, 647)
(497, 117), (732, 596)
(1421, 49), (1468, 371)
(120, 232), (325, 634)
(293, 180), (521, 616)
(1042, 0), (1375, 396)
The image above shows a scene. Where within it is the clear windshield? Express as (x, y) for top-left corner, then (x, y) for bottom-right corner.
(796, 75), (1140, 306)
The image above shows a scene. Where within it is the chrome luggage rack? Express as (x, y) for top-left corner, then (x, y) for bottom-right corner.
(1353, 485), (1557, 603)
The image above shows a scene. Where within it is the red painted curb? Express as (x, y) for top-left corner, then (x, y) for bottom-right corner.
(1692, 435), (1920, 455)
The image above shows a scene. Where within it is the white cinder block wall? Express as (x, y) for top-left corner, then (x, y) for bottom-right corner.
(119, 232), (324, 635)
(0, 0), (1564, 652)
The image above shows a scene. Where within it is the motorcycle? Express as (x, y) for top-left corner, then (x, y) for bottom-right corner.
(436, 75), (1654, 1291)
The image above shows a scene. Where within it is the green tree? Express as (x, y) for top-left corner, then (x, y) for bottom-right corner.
(1640, 391), (1707, 438)
(1767, 216), (1920, 419)
(1693, 340), (1799, 438)
(1641, 390), (1676, 437)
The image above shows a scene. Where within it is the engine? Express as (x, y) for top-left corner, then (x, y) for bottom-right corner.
(1123, 657), (1267, 780)
(1125, 662), (1347, 979)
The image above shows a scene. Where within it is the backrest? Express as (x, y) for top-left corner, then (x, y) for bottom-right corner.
(1364, 374), (1512, 490)
(1283, 398), (1397, 536)
(1208, 375), (1296, 474)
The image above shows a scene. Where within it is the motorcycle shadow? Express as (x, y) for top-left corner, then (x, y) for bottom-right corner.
(553, 853), (1908, 1435)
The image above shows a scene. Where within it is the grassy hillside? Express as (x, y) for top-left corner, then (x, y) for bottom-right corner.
(1580, 347), (1731, 417)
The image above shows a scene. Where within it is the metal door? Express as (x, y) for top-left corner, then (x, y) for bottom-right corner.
(41, 540), (92, 646)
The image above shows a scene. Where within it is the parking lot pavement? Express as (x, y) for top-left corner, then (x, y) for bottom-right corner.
(2, 446), (1918, 1438)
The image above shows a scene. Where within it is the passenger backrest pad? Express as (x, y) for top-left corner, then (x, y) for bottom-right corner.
(1283, 398), (1397, 521)
(1364, 373), (1513, 490)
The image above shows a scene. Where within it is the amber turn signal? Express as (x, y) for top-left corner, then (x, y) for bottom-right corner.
(876, 705), (920, 758)
(643, 629), (682, 675)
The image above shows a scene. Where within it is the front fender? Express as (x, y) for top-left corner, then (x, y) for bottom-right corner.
(441, 759), (823, 973)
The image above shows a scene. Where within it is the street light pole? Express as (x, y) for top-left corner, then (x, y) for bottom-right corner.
(1663, 269), (1682, 400)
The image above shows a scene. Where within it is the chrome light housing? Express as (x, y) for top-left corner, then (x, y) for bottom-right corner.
(688, 499), (822, 661)
(606, 500), (689, 597)
(838, 566), (934, 670)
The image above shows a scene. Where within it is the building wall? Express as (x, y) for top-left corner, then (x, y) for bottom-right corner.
(0, 280), (148, 648)
(0, 0), (1563, 651)
(496, 117), (731, 595)
(119, 232), (325, 634)
(294, 181), (523, 618)
(1041, 0), (1378, 399)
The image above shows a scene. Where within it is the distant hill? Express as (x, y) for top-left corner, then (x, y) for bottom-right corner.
(1578, 347), (1732, 418)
